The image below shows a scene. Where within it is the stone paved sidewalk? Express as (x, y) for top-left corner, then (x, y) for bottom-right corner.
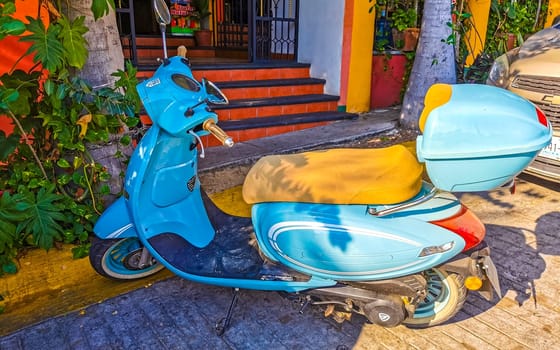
(1, 176), (559, 349)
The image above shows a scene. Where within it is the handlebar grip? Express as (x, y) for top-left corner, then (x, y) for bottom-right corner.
(177, 45), (187, 58)
(203, 119), (234, 147)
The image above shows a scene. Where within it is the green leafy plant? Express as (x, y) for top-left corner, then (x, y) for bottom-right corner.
(486, 0), (546, 54)
(452, 0), (547, 84)
(0, 0), (140, 274)
(191, 0), (211, 21)
(191, 0), (211, 31)
(391, 8), (417, 32)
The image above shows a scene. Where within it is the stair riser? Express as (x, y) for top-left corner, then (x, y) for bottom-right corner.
(193, 67), (310, 82)
(137, 66), (311, 82)
(133, 60), (343, 146)
(220, 84), (324, 100)
(218, 101), (338, 121)
(201, 121), (331, 147)
(139, 101), (338, 126)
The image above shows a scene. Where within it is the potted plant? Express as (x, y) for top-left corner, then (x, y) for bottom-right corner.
(191, 0), (212, 46)
(390, 2), (419, 51)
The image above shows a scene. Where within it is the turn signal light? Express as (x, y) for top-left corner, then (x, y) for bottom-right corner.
(464, 276), (483, 291)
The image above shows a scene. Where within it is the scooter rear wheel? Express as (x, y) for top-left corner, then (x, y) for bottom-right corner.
(403, 268), (466, 328)
(89, 237), (164, 280)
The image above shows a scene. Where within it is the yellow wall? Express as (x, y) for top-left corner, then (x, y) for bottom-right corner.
(464, 0), (491, 66)
(345, 0), (376, 113)
(546, 1), (560, 27)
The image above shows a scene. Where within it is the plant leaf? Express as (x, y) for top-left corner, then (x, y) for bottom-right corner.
(0, 19), (26, 37)
(76, 114), (93, 138)
(0, 131), (20, 161)
(0, 192), (27, 253)
(17, 188), (67, 250)
(58, 16), (89, 69)
(20, 17), (64, 71)
(91, 0), (116, 20)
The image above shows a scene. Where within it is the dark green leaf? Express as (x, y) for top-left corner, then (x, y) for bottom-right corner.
(0, 88), (19, 111)
(56, 158), (71, 168)
(1, 19), (26, 36)
(18, 188), (67, 250)
(120, 135), (131, 146)
(92, 114), (107, 128)
(20, 17), (64, 72)
(91, 0), (116, 20)
(2, 2), (17, 15)
(99, 184), (110, 195)
(71, 243), (90, 259)
(43, 79), (55, 96)
(0, 131), (19, 161)
(123, 117), (139, 127)
(56, 174), (72, 186)
(2, 261), (17, 274)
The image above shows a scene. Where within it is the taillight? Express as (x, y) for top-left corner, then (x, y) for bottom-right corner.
(430, 205), (485, 251)
(536, 107), (548, 128)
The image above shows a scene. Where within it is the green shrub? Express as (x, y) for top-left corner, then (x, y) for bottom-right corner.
(0, 0), (139, 275)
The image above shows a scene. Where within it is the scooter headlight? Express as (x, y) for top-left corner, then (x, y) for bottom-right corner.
(418, 241), (455, 257)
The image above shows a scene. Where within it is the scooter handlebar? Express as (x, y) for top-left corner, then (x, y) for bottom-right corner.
(203, 119), (234, 147)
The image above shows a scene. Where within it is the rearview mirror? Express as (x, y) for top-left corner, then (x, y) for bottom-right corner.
(203, 79), (229, 105)
(153, 0), (171, 25)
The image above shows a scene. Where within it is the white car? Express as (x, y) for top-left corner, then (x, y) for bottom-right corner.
(487, 23), (560, 182)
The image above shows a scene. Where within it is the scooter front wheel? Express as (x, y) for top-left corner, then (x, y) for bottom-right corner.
(89, 238), (164, 280)
(403, 268), (467, 328)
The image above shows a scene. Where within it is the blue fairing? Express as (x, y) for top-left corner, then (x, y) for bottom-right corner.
(252, 186), (466, 281)
(93, 197), (137, 239)
(125, 124), (216, 248)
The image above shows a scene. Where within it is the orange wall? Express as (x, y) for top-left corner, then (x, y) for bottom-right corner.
(0, 0), (49, 134)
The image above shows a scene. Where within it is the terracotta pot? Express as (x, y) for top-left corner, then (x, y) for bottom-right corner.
(402, 28), (420, 52)
(506, 33), (517, 51)
(194, 29), (213, 46)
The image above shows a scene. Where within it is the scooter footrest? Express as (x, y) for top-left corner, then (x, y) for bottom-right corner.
(149, 232), (264, 278)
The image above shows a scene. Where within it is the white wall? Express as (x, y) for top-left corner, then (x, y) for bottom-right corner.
(298, 1), (345, 95)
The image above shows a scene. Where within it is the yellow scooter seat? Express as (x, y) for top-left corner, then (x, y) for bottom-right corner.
(242, 145), (423, 205)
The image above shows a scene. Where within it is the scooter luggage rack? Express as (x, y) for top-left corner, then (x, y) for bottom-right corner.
(368, 178), (516, 217)
(368, 187), (440, 217)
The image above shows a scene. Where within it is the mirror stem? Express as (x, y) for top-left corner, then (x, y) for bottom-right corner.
(160, 23), (168, 59)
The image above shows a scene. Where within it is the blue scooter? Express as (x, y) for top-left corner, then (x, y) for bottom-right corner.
(89, 0), (552, 334)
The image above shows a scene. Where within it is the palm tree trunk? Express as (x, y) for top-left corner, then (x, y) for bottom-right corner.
(64, 0), (124, 88)
(64, 0), (130, 204)
(400, 0), (457, 129)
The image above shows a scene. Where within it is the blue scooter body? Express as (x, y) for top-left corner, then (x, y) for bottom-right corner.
(94, 56), (551, 292)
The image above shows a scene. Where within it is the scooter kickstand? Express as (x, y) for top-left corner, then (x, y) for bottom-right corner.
(215, 288), (240, 336)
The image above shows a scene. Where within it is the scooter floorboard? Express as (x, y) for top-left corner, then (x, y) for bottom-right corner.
(148, 191), (299, 281)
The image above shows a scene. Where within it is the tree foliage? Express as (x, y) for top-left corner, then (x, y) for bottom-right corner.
(0, 0), (139, 275)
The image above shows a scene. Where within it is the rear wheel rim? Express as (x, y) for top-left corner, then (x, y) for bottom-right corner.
(413, 269), (451, 318)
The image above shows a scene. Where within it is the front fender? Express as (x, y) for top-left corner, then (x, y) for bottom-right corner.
(93, 197), (138, 239)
